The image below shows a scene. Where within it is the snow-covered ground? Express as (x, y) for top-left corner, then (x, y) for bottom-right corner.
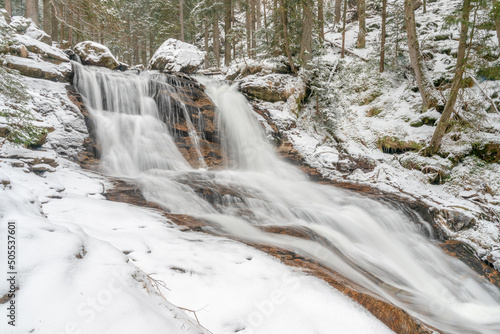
(242, 0), (500, 270)
(0, 73), (393, 333)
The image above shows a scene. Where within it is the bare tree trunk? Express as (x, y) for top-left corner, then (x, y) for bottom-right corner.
(357, 0), (366, 48)
(180, 0), (184, 41)
(251, 0), (256, 57)
(214, 11), (220, 69)
(5, 0), (12, 16)
(232, 1), (236, 60)
(246, 0), (251, 57)
(256, 0), (261, 30)
(423, 0), (427, 13)
(335, 0), (342, 25)
(149, 30), (155, 61)
(341, 0), (347, 58)
(495, 0), (500, 48)
(51, 2), (59, 43)
(318, 0), (325, 43)
(380, 0), (387, 72)
(68, 0), (73, 47)
(141, 39), (148, 66)
(60, 4), (66, 47)
(404, 0), (438, 111)
(42, 0), (51, 33)
(204, 21), (209, 69)
(126, 14), (132, 64)
(280, 0), (296, 73)
(299, 0), (313, 64)
(427, 0), (471, 154)
(224, 0), (232, 66)
(26, 0), (39, 26)
(263, 0), (269, 45)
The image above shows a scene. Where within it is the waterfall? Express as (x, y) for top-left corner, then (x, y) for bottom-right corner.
(74, 63), (500, 334)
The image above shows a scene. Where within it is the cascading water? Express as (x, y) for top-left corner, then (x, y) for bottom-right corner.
(74, 63), (500, 334)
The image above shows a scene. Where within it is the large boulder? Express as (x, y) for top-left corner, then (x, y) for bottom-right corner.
(74, 41), (119, 69)
(4, 55), (72, 82)
(239, 73), (307, 103)
(9, 16), (31, 33)
(149, 38), (205, 74)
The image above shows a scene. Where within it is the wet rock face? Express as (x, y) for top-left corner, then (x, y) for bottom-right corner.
(149, 74), (224, 168)
(74, 41), (120, 70)
(436, 208), (476, 232)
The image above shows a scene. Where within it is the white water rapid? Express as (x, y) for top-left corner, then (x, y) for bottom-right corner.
(74, 63), (500, 334)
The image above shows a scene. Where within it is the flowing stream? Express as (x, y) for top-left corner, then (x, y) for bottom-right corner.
(73, 63), (500, 334)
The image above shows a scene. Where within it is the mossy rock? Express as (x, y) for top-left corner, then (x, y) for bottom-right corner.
(472, 142), (500, 163)
(410, 120), (423, 127)
(360, 91), (382, 105)
(411, 115), (437, 127)
(434, 34), (451, 41)
(377, 136), (424, 154)
(366, 107), (382, 117)
(477, 66), (500, 81)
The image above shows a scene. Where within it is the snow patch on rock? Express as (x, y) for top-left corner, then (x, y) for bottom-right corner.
(74, 41), (119, 70)
(149, 38), (205, 74)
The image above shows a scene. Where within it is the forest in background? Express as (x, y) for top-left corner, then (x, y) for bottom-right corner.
(2, 0), (496, 70)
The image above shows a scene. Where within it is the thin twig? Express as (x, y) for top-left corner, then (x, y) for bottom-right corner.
(469, 76), (498, 113)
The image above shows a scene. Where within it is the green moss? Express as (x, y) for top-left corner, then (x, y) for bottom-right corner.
(366, 107), (382, 117)
(360, 91), (383, 106)
(0, 67), (47, 147)
(477, 66), (500, 81)
(461, 77), (474, 88)
(377, 136), (424, 154)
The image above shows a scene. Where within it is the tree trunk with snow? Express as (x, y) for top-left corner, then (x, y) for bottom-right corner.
(5, 0), (12, 16)
(299, 0), (313, 64)
(357, 0), (366, 48)
(380, 0), (387, 72)
(335, 0), (342, 25)
(494, 0), (500, 48)
(341, 0), (347, 58)
(26, 0), (39, 26)
(224, 0), (232, 66)
(404, 0), (438, 111)
(427, 0), (471, 155)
